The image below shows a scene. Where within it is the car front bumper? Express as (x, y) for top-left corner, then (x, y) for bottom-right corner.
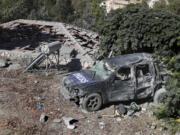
(60, 86), (71, 100)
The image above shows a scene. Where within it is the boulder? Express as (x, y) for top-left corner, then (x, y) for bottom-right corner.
(0, 59), (8, 67)
(7, 64), (21, 71)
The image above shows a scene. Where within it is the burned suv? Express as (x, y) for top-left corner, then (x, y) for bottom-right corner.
(60, 53), (165, 112)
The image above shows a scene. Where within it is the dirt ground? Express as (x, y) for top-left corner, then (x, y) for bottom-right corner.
(0, 70), (171, 135)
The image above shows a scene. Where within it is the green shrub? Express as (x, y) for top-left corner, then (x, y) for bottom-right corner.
(98, 4), (180, 57)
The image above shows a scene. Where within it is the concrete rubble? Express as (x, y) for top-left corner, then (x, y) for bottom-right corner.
(7, 63), (21, 71)
(0, 58), (8, 68)
(0, 19), (100, 69)
(62, 117), (77, 129)
(99, 122), (106, 129)
(53, 119), (62, 123)
(39, 113), (48, 123)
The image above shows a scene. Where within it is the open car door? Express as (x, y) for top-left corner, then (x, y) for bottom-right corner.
(110, 66), (135, 101)
(135, 64), (153, 99)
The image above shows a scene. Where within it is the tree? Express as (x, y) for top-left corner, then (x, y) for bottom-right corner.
(1, 0), (33, 22)
(153, 1), (167, 9)
(53, 0), (75, 23)
(168, 0), (180, 15)
(72, 0), (105, 30)
(154, 0), (180, 15)
(90, 0), (105, 31)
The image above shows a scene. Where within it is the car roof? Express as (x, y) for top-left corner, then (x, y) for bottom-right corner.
(104, 53), (153, 67)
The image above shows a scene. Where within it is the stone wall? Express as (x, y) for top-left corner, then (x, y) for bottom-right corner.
(0, 50), (93, 69)
(105, 0), (142, 13)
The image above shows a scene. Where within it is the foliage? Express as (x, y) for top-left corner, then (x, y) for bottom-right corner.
(72, 0), (105, 30)
(53, 0), (74, 23)
(168, 0), (180, 15)
(90, 0), (106, 31)
(1, 0), (33, 22)
(155, 53), (180, 119)
(0, 0), (105, 29)
(153, 1), (167, 9)
(0, 0), (74, 23)
(154, 0), (180, 15)
(155, 77), (180, 117)
(98, 4), (180, 57)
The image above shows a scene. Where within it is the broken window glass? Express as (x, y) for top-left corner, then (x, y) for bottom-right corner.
(116, 67), (131, 81)
(136, 64), (150, 78)
(90, 61), (114, 80)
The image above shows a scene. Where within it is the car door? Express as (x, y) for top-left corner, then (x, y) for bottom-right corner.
(135, 63), (153, 99)
(110, 66), (135, 101)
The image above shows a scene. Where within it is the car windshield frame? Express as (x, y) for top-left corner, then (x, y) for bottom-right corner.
(89, 61), (115, 80)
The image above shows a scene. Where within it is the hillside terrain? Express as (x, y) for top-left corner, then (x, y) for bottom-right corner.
(0, 70), (169, 135)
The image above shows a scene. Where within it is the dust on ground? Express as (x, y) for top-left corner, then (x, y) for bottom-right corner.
(0, 70), (170, 135)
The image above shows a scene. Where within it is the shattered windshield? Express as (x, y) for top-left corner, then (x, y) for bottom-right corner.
(90, 61), (115, 80)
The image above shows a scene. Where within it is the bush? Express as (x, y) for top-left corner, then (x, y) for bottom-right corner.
(168, 0), (180, 15)
(1, 0), (33, 22)
(154, 0), (180, 15)
(98, 4), (180, 57)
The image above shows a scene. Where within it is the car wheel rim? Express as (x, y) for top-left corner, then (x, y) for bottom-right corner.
(87, 96), (99, 110)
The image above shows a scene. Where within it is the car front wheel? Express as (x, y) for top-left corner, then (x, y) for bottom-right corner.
(82, 93), (102, 112)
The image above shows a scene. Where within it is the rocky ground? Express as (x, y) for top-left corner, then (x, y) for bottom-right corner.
(0, 68), (172, 135)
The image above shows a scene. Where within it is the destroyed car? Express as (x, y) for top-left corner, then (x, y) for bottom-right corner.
(60, 53), (166, 112)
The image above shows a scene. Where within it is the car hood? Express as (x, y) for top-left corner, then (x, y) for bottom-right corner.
(63, 70), (101, 88)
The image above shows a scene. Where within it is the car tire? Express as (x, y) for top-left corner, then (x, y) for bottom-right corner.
(82, 93), (102, 112)
(153, 88), (166, 104)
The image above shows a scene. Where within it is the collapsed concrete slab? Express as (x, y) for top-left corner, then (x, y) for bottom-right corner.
(0, 19), (100, 68)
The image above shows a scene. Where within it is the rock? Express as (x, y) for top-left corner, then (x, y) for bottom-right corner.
(127, 110), (135, 116)
(99, 122), (105, 129)
(148, 103), (157, 107)
(147, 111), (154, 117)
(87, 120), (91, 123)
(53, 119), (62, 123)
(151, 122), (157, 129)
(159, 127), (163, 131)
(7, 64), (21, 71)
(134, 112), (141, 117)
(97, 115), (102, 119)
(0, 59), (8, 67)
(62, 117), (76, 129)
(135, 132), (141, 135)
(175, 131), (180, 135)
(37, 96), (41, 101)
(81, 109), (88, 114)
(34, 80), (39, 84)
(79, 31), (86, 35)
(40, 113), (48, 123)
(116, 117), (122, 122)
(142, 103), (149, 108)
(124, 115), (130, 119)
(141, 107), (146, 112)
(92, 34), (99, 39)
